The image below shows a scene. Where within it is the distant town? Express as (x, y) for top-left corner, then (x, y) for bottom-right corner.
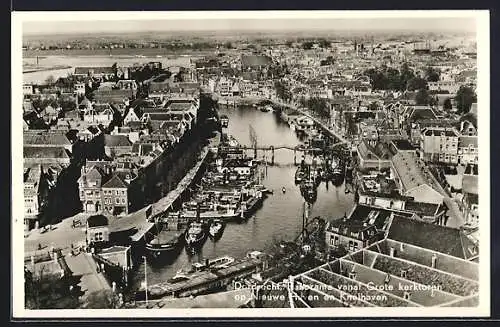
(21, 26), (480, 310)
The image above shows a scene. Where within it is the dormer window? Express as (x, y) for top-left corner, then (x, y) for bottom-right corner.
(403, 291), (411, 300)
(401, 269), (407, 279)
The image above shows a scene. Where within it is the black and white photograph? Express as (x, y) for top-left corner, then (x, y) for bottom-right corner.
(11, 10), (490, 317)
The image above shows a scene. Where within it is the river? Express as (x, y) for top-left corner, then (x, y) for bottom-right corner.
(130, 105), (355, 290)
(23, 55), (197, 84)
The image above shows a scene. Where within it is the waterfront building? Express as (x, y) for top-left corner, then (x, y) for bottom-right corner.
(101, 173), (133, 215)
(74, 66), (115, 81)
(356, 140), (393, 170)
(86, 214), (110, 245)
(390, 151), (443, 205)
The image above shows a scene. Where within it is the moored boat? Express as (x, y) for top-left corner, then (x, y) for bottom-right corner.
(185, 221), (208, 249)
(145, 228), (185, 259)
(208, 219), (225, 239)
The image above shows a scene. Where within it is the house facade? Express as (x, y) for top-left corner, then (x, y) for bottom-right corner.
(419, 127), (459, 164)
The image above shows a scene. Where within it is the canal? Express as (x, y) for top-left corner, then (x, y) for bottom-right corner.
(130, 105), (356, 289)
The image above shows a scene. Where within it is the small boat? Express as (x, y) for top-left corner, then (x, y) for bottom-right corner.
(172, 255), (235, 281)
(185, 222), (207, 249)
(220, 114), (229, 128)
(300, 181), (318, 204)
(260, 105), (273, 112)
(208, 219), (225, 239)
(295, 167), (306, 184)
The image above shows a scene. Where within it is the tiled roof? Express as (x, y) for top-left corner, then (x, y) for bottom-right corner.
(387, 215), (468, 259)
(404, 201), (441, 217)
(391, 139), (415, 151)
(87, 214), (109, 227)
(104, 135), (131, 147)
(24, 131), (71, 146)
(102, 174), (128, 189)
(407, 107), (438, 121)
(23, 146), (70, 159)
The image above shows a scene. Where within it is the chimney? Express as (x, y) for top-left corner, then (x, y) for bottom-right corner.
(431, 253), (437, 268)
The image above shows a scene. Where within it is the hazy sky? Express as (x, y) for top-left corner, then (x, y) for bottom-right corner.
(22, 16), (477, 35)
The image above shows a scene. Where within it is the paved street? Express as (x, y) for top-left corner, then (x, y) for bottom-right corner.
(65, 252), (111, 300)
(24, 212), (89, 254)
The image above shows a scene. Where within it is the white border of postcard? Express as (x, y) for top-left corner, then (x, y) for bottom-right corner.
(12, 10), (490, 318)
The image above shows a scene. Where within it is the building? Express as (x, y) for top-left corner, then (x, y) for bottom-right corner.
(461, 164), (478, 227)
(356, 140), (393, 170)
(390, 151), (443, 205)
(104, 135), (133, 159)
(289, 215), (479, 308)
(74, 66), (115, 80)
(23, 146), (72, 166)
(428, 81), (460, 94)
(458, 136), (478, 165)
(419, 127), (459, 164)
(23, 165), (46, 231)
(101, 173), (133, 215)
(78, 161), (114, 213)
(83, 103), (115, 126)
(86, 214), (110, 245)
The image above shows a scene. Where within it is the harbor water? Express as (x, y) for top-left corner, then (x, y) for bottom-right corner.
(130, 105), (355, 290)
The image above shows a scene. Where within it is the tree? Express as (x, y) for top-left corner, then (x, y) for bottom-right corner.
(407, 77), (428, 91)
(285, 40), (293, 48)
(45, 75), (55, 85)
(302, 41), (314, 50)
(443, 98), (453, 111)
(84, 290), (121, 309)
(415, 89), (431, 105)
(455, 85), (477, 114)
(425, 67), (441, 82)
(224, 41), (232, 49)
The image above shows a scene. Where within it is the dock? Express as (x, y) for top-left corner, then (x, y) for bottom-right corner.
(143, 257), (263, 299)
(123, 132), (221, 243)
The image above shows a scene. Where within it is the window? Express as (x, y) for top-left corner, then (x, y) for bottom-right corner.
(353, 243), (359, 252)
(348, 240), (355, 252)
(121, 198), (126, 204)
(122, 190), (126, 195)
(403, 291), (411, 300)
(115, 198), (120, 204)
(401, 269), (407, 278)
(95, 191), (100, 197)
(115, 190), (119, 195)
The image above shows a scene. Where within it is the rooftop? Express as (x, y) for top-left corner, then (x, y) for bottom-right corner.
(387, 215), (474, 260)
(24, 130), (71, 147)
(391, 151), (428, 192)
(391, 139), (416, 151)
(23, 146), (70, 160)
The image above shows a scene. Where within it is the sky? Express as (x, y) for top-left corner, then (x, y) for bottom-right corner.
(20, 13), (477, 36)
